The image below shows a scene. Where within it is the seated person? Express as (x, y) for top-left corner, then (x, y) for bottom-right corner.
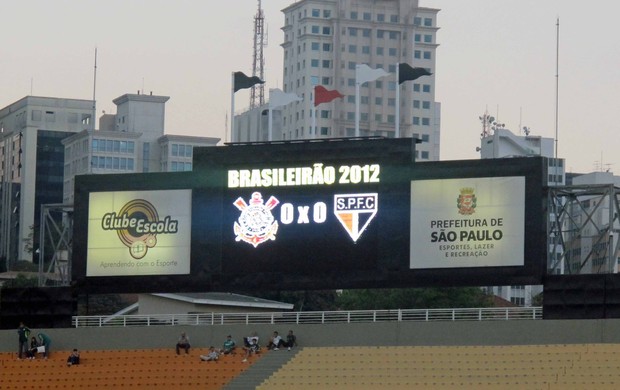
(285, 330), (297, 351)
(199, 346), (219, 362)
(67, 349), (80, 366)
(267, 331), (285, 350)
(243, 332), (259, 348)
(26, 336), (39, 360)
(242, 337), (260, 362)
(176, 332), (191, 355)
(222, 335), (236, 355)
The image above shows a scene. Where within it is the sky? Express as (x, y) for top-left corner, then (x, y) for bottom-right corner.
(2, 0), (619, 174)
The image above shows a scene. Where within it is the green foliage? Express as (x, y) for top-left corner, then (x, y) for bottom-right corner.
(2, 273), (38, 288)
(11, 261), (38, 272)
(252, 290), (339, 311)
(532, 292), (543, 306)
(336, 287), (493, 310)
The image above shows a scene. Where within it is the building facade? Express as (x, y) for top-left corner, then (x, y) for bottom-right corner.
(0, 93), (219, 270)
(0, 96), (94, 266)
(62, 93), (219, 204)
(479, 124), (565, 306)
(234, 0), (441, 162)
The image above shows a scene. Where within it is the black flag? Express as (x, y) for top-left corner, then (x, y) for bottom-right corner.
(398, 63), (432, 84)
(233, 71), (265, 92)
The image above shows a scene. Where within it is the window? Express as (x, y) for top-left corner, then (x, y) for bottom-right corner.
(361, 96), (369, 104)
(375, 81), (383, 88)
(347, 96), (355, 103)
(389, 31), (398, 39)
(390, 15), (399, 23)
(348, 27), (358, 36)
(413, 116), (420, 125)
(363, 12), (371, 21)
(377, 13), (385, 22)
(360, 113), (369, 121)
(347, 112), (355, 121)
(362, 28), (371, 37)
(421, 151), (429, 159)
(375, 97), (383, 105)
(414, 50), (421, 59)
(362, 46), (370, 54)
(322, 77), (331, 85)
(348, 45), (357, 53)
(311, 59), (319, 67)
(311, 42), (320, 50)
(422, 101), (431, 109)
(377, 30), (385, 39)
(413, 100), (420, 109)
(423, 51), (432, 60)
(375, 114), (382, 122)
(388, 64), (396, 72)
(323, 10), (331, 18)
(424, 34), (433, 43)
(423, 84), (431, 93)
(424, 18), (433, 27)
(388, 48), (397, 56)
(323, 43), (331, 51)
(320, 127), (329, 135)
(387, 115), (395, 123)
(422, 118), (430, 126)
(312, 8), (320, 17)
(321, 110), (330, 119)
(413, 83), (420, 92)
(322, 26), (331, 35)
(376, 47), (384, 55)
(350, 11), (358, 20)
(415, 34), (421, 42)
(388, 81), (396, 91)
(311, 25), (319, 34)
(172, 144), (178, 156)
(348, 78), (355, 87)
(388, 98), (395, 106)
(322, 60), (331, 68)
(414, 17), (422, 26)
(348, 62), (356, 70)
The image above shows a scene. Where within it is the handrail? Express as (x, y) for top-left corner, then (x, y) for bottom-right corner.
(72, 306), (542, 328)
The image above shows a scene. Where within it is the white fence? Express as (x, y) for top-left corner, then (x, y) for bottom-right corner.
(72, 306), (542, 328)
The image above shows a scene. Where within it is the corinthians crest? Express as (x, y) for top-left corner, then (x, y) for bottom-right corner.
(233, 192), (280, 247)
(457, 187), (476, 215)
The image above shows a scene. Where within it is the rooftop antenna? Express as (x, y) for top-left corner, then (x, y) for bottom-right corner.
(554, 18), (560, 163)
(92, 47), (98, 131)
(250, 0), (266, 108)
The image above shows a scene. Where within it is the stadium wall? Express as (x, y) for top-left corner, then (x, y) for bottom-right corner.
(1, 319), (620, 353)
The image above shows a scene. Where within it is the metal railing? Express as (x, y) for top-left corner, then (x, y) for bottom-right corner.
(72, 306), (542, 328)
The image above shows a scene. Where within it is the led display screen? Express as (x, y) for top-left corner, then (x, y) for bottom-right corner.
(86, 189), (192, 277)
(410, 176), (525, 269)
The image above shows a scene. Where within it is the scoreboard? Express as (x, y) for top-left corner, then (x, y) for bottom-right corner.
(72, 138), (546, 294)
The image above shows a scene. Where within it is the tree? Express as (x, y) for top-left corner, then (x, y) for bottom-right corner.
(336, 287), (493, 310)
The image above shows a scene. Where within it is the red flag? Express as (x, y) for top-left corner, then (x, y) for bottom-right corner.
(314, 86), (344, 106)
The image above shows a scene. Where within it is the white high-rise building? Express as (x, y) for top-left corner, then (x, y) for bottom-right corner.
(235, 0), (441, 162)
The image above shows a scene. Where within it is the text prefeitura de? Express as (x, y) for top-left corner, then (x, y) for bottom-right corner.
(228, 163), (380, 188)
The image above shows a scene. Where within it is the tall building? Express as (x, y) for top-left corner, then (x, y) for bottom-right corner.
(0, 93), (219, 270)
(234, 0), (441, 162)
(0, 96), (94, 266)
(62, 92), (220, 204)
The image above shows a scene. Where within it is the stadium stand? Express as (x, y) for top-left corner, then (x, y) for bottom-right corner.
(257, 345), (620, 390)
(0, 348), (255, 389)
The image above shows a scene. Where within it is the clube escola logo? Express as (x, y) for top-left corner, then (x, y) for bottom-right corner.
(101, 199), (179, 259)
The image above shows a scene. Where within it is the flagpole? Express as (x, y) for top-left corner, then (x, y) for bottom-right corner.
(395, 63), (400, 138)
(355, 80), (361, 138)
(312, 90), (316, 136)
(230, 72), (235, 143)
(268, 107), (273, 142)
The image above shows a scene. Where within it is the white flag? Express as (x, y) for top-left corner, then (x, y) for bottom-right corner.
(269, 89), (303, 109)
(356, 64), (390, 85)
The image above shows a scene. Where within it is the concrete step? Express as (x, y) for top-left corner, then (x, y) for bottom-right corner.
(224, 348), (301, 390)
